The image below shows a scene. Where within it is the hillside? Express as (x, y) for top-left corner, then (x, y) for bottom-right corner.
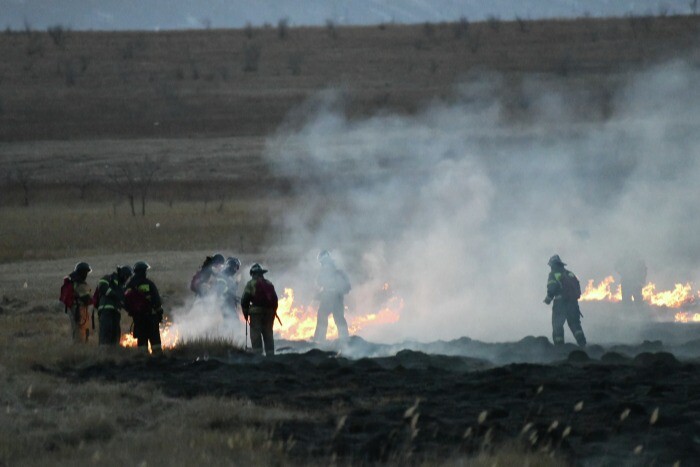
(1, 15), (699, 142)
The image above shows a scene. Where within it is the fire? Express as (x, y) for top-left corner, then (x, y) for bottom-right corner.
(119, 316), (180, 353)
(276, 287), (402, 340)
(580, 276), (622, 302)
(674, 312), (700, 323)
(642, 282), (695, 308)
(579, 276), (700, 322)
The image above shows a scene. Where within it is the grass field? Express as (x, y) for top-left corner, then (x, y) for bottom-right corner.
(1, 14), (700, 465)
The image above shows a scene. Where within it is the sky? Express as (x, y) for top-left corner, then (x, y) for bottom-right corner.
(1, 0), (696, 31)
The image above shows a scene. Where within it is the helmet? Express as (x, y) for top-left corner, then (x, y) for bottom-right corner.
(74, 262), (92, 274)
(225, 257), (241, 274)
(249, 263), (268, 276)
(212, 254), (225, 266)
(117, 265), (133, 282)
(133, 261), (150, 273)
(317, 250), (332, 264)
(548, 255), (566, 267)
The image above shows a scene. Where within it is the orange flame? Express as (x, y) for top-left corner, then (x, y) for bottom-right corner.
(674, 312), (700, 323)
(580, 276), (700, 322)
(642, 282), (695, 308)
(580, 276), (622, 302)
(276, 287), (402, 340)
(119, 317), (180, 353)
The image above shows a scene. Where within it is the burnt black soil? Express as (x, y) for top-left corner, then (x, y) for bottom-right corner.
(42, 339), (700, 466)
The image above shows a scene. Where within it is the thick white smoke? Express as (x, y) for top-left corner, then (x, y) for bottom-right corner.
(261, 59), (700, 344)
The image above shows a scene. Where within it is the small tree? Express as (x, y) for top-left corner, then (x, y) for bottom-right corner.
(106, 156), (164, 216)
(326, 19), (338, 39)
(47, 25), (67, 47)
(243, 43), (261, 72)
(453, 16), (469, 39)
(10, 168), (32, 207)
(691, 0), (698, 14)
(277, 18), (289, 40)
(244, 22), (254, 39)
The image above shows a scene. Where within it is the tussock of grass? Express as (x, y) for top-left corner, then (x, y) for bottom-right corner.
(168, 336), (246, 360)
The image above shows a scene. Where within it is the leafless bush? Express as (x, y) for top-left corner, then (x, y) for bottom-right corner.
(244, 22), (254, 39)
(243, 43), (261, 72)
(277, 18), (289, 40)
(105, 156), (165, 216)
(692, 0), (699, 15)
(288, 53), (303, 75)
(468, 29), (482, 53)
(47, 25), (68, 47)
(25, 33), (44, 57)
(423, 21), (436, 39)
(9, 168), (32, 207)
(453, 16), (469, 39)
(516, 16), (530, 33)
(487, 15), (501, 31)
(326, 19), (338, 39)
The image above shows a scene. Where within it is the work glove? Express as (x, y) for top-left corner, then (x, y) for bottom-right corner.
(543, 296), (552, 305)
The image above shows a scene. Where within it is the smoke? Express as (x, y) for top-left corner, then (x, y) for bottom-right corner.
(260, 59), (700, 344)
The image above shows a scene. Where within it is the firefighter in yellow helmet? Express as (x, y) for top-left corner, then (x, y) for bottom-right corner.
(543, 255), (586, 347)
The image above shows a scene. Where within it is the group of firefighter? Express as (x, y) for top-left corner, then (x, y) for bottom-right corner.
(63, 250), (596, 354)
(61, 260), (164, 352)
(61, 249), (353, 356)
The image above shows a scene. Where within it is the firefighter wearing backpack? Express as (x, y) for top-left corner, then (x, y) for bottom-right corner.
(313, 250), (351, 342)
(94, 265), (133, 346)
(60, 262), (93, 344)
(240, 263), (278, 356)
(124, 261), (164, 353)
(543, 254), (587, 347)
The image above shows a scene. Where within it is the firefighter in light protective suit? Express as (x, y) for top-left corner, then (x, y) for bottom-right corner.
(64, 262), (93, 343)
(544, 254), (587, 347)
(313, 250), (351, 342)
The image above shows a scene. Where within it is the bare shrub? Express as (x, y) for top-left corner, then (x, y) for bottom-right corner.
(423, 21), (436, 39)
(277, 18), (289, 40)
(105, 156), (165, 216)
(244, 21), (254, 39)
(487, 15), (501, 31)
(453, 16), (469, 39)
(9, 168), (32, 207)
(47, 24), (68, 47)
(288, 53), (303, 75)
(242, 43), (261, 72)
(468, 29), (482, 53)
(692, 0), (699, 15)
(326, 19), (338, 39)
(516, 16), (530, 33)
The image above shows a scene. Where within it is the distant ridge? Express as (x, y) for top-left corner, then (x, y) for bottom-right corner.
(2, 0), (695, 31)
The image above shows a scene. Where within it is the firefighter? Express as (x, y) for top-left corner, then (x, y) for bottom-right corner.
(543, 254), (587, 347)
(313, 250), (351, 342)
(615, 254), (647, 305)
(125, 261), (164, 353)
(214, 256), (241, 319)
(61, 262), (93, 343)
(240, 263), (278, 356)
(95, 265), (133, 346)
(190, 253), (225, 298)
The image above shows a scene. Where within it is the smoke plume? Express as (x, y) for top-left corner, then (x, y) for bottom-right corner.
(260, 59), (700, 344)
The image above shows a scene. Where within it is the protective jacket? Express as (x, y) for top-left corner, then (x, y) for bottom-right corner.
(96, 273), (125, 314)
(125, 273), (162, 316)
(241, 277), (278, 316)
